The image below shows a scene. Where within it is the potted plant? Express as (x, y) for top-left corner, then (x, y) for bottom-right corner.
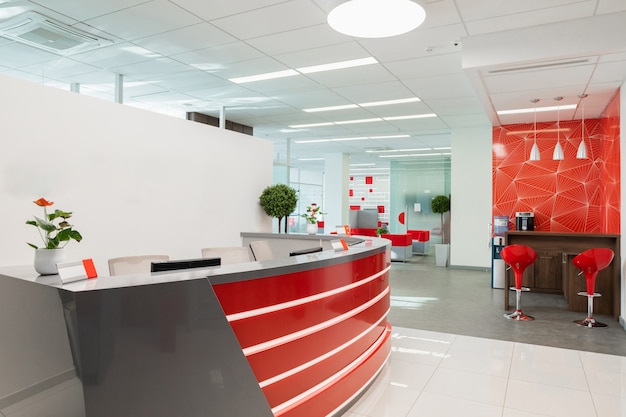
(259, 184), (298, 233)
(300, 203), (325, 234)
(376, 225), (389, 236)
(431, 195), (450, 267)
(26, 197), (83, 275)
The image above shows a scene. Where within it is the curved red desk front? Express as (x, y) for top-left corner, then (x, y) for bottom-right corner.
(0, 235), (391, 417)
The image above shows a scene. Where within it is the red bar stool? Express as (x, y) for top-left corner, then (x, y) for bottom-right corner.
(572, 248), (614, 328)
(501, 244), (537, 321)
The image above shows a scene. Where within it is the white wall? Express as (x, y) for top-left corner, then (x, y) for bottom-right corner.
(450, 124), (493, 268)
(0, 75), (273, 275)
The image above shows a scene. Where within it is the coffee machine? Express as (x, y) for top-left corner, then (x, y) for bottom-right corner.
(515, 212), (534, 231)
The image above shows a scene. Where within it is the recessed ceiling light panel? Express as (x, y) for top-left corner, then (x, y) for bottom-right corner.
(327, 0), (426, 38)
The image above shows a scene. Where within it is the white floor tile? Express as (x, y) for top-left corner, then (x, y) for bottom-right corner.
(504, 379), (597, 417)
(424, 367), (508, 406)
(346, 326), (626, 417)
(406, 392), (503, 417)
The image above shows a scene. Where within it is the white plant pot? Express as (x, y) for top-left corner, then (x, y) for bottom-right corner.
(306, 223), (319, 235)
(435, 244), (449, 267)
(33, 248), (66, 275)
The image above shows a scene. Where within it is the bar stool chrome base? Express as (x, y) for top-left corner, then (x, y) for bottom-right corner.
(504, 287), (534, 320)
(574, 291), (606, 328)
(504, 310), (534, 321)
(574, 317), (607, 328)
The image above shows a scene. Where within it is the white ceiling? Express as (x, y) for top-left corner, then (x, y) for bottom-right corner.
(1, 0), (625, 171)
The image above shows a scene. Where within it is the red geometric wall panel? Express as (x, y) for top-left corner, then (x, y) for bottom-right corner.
(492, 92), (620, 234)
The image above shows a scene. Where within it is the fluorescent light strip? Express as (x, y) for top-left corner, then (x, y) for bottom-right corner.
(289, 113), (435, 129)
(360, 97), (421, 107)
(369, 134), (410, 139)
(294, 134), (409, 144)
(304, 104), (359, 113)
(298, 158), (325, 161)
(297, 57), (378, 74)
(367, 148), (431, 153)
(350, 163), (375, 167)
(230, 57), (378, 84)
(303, 97), (421, 113)
(383, 113), (437, 120)
(379, 153), (444, 158)
(290, 122), (335, 128)
(229, 69), (299, 84)
(506, 128), (571, 135)
(497, 104), (576, 115)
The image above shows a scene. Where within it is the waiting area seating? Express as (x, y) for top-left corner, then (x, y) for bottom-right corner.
(380, 233), (412, 262)
(249, 240), (275, 261)
(408, 230), (430, 255)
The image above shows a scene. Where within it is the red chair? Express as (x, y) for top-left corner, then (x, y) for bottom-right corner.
(572, 248), (614, 328)
(501, 244), (537, 321)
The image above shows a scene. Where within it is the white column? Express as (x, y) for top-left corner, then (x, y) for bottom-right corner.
(219, 105), (226, 129)
(323, 153), (350, 231)
(114, 73), (123, 103)
(70, 83), (80, 93)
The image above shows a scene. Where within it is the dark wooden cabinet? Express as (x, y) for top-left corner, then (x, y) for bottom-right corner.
(504, 231), (620, 319)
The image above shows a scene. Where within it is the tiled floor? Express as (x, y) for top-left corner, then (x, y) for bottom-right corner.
(345, 254), (626, 417)
(346, 326), (626, 417)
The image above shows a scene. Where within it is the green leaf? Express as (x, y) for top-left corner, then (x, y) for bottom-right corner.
(25, 220), (37, 226)
(34, 216), (56, 232)
(27, 242), (39, 249)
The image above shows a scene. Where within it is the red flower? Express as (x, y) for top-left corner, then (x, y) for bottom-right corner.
(34, 198), (54, 207)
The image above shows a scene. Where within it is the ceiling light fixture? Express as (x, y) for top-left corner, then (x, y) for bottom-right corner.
(303, 104), (359, 112)
(497, 104), (576, 116)
(327, 0), (426, 38)
(297, 57), (378, 73)
(577, 94), (588, 159)
(360, 97), (421, 107)
(553, 97), (564, 161)
(529, 99), (540, 161)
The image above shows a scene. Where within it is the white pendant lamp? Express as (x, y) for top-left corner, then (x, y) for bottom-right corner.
(328, 0), (426, 38)
(577, 94), (588, 159)
(553, 96), (564, 161)
(529, 98), (540, 161)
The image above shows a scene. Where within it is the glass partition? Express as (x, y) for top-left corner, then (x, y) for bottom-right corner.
(390, 159), (450, 243)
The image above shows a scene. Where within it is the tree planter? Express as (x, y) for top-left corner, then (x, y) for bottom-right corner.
(306, 223), (318, 235)
(435, 244), (449, 267)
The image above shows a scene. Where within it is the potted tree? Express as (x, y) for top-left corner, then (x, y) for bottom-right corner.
(431, 195), (450, 267)
(259, 184), (298, 233)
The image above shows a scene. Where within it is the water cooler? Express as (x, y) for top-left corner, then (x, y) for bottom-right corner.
(491, 216), (508, 289)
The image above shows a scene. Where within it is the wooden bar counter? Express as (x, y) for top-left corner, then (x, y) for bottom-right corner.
(504, 231), (621, 319)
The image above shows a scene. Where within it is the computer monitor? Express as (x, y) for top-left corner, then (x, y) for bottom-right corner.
(289, 247), (323, 257)
(150, 257), (221, 273)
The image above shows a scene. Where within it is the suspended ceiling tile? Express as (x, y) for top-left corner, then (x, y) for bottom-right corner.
(133, 23), (237, 56)
(169, 0), (286, 21)
(246, 24), (347, 56)
(211, 1), (327, 40)
(84, 0), (202, 41)
(173, 41), (265, 69)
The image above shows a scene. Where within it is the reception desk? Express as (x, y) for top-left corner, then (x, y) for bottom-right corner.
(504, 231), (621, 319)
(0, 234), (391, 417)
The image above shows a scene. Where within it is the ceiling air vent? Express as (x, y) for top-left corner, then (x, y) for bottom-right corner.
(0, 11), (112, 55)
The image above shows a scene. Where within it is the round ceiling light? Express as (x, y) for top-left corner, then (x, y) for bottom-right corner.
(327, 0), (426, 38)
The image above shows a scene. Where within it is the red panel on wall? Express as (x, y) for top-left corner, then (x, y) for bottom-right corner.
(492, 97), (620, 234)
(349, 189), (353, 197)
(365, 176), (373, 185)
